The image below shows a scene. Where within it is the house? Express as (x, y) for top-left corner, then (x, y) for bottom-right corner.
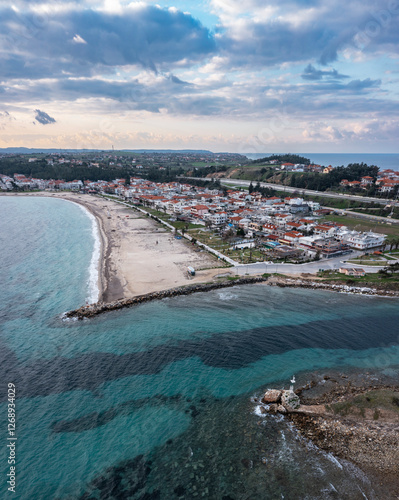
(360, 176), (374, 187)
(341, 231), (386, 250)
(191, 205), (209, 217)
(209, 212), (227, 225)
(262, 223), (278, 234)
(313, 239), (350, 258)
(378, 180), (399, 193)
(313, 224), (337, 237)
(279, 231), (303, 245)
(286, 221), (305, 232)
(339, 268), (366, 277)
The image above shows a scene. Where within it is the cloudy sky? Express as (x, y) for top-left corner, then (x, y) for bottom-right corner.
(1, 0), (398, 152)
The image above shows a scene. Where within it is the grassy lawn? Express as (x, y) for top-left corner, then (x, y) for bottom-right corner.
(323, 214), (399, 237)
(318, 270), (399, 284)
(346, 255), (388, 266)
(346, 260), (385, 266)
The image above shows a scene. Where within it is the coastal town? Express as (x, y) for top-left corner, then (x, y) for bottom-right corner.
(0, 171), (394, 267)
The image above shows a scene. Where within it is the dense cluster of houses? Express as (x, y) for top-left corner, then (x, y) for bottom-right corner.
(0, 174), (84, 191)
(106, 177), (386, 258)
(278, 162), (333, 173)
(340, 169), (399, 193)
(375, 169), (399, 193)
(1, 174), (387, 259)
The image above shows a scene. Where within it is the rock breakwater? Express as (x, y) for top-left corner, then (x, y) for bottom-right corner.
(64, 276), (269, 320)
(269, 276), (399, 297)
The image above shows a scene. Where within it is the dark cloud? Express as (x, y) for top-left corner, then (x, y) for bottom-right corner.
(34, 109), (56, 125)
(0, 0), (397, 127)
(1, 74), (387, 122)
(217, 0), (399, 68)
(301, 64), (349, 81)
(0, 5), (216, 79)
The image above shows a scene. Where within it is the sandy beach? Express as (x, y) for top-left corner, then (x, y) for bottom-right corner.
(5, 192), (229, 302)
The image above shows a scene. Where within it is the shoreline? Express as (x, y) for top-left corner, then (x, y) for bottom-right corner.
(69, 199), (102, 303)
(2, 193), (399, 318)
(64, 276), (269, 319)
(64, 274), (399, 319)
(1, 192), (107, 303)
(254, 369), (399, 499)
(1, 192), (230, 303)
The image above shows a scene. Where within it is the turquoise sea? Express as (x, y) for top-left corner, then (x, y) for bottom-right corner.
(1, 196), (398, 499)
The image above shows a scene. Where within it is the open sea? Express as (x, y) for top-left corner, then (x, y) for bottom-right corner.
(1, 196), (399, 500)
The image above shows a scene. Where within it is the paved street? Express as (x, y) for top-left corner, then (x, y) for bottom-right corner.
(233, 251), (384, 276)
(220, 178), (394, 206)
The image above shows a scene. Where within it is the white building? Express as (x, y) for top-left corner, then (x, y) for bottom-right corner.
(341, 231), (386, 250)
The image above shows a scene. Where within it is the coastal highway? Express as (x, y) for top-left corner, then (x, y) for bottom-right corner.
(233, 252), (385, 276)
(180, 176), (395, 206)
(329, 209), (399, 225)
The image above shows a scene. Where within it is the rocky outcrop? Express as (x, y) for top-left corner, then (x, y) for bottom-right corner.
(262, 389), (282, 404)
(260, 389), (300, 412)
(64, 276), (269, 320)
(255, 377), (399, 498)
(281, 390), (301, 410)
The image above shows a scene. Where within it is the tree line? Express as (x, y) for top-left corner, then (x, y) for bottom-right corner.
(252, 154), (311, 165)
(0, 157), (135, 183)
(289, 163), (379, 191)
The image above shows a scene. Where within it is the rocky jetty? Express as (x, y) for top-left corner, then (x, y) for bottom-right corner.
(268, 276), (399, 297)
(64, 276), (269, 320)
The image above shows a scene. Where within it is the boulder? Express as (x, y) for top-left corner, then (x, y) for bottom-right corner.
(277, 405), (287, 414)
(281, 390), (300, 410)
(268, 404), (278, 414)
(262, 389), (282, 404)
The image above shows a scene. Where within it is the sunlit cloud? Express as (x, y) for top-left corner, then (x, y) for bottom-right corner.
(0, 0), (398, 151)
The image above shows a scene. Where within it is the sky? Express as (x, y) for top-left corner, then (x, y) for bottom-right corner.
(0, 0), (399, 153)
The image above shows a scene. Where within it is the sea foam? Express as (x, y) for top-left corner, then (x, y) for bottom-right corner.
(58, 198), (101, 304)
(79, 205), (100, 304)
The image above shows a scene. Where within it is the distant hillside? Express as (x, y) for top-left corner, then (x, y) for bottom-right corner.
(0, 148), (99, 154)
(252, 154), (311, 165)
(122, 149), (214, 154)
(0, 147), (216, 155)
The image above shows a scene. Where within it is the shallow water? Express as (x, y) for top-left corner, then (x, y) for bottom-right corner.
(0, 196), (398, 499)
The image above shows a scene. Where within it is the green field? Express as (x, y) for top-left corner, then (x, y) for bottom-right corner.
(318, 270), (399, 285)
(323, 214), (399, 237)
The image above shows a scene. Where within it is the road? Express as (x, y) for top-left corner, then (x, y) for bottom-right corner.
(180, 176), (399, 224)
(179, 176), (396, 206)
(219, 178), (394, 205)
(330, 209), (399, 225)
(105, 195), (395, 276)
(233, 251), (385, 276)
